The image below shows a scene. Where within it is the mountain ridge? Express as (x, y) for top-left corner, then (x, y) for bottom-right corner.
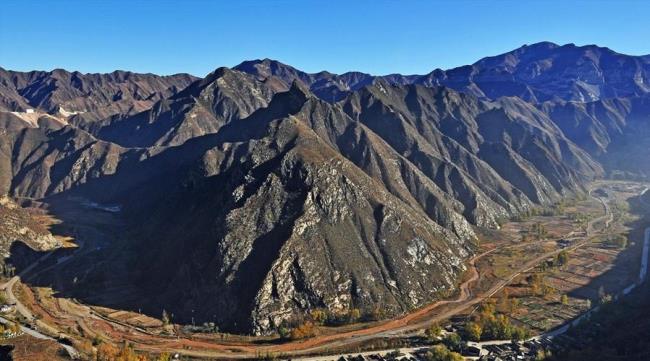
(1, 41), (649, 335)
(235, 41), (650, 103)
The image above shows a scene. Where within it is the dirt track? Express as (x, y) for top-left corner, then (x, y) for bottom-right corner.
(128, 192), (613, 358)
(8, 189), (618, 359)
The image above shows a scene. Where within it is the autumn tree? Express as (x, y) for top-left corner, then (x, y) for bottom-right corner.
(290, 321), (317, 340)
(556, 250), (569, 267)
(464, 321), (482, 341)
(11, 322), (19, 334)
(157, 353), (172, 361)
(309, 309), (327, 325)
(425, 344), (464, 361)
(425, 323), (442, 340)
(96, 342), (120, 361)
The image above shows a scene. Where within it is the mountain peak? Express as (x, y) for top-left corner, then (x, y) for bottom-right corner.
(520, 41), (560, 50)
(201, 66), (233, 84)
(234, 58), (299, 77)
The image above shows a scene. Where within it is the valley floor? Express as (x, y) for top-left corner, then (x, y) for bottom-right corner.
(1, 180), (649, 360)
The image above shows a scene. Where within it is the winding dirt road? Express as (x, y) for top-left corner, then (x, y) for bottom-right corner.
(8, 186), (621, 359)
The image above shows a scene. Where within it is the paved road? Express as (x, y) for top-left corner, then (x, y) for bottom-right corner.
(0, 315), (78, 358)
(0, 243), (79, 358)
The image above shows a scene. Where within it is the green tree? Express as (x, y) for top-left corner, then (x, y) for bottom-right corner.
(348, 308), (361, 322)
(277, 326), (290, 339)
(310, 309), (327, 325)
(511, 326), (529, 341)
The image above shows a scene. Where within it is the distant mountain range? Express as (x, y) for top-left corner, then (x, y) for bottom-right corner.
(1, 42), (649, 335)
(236, 42), (650, 103)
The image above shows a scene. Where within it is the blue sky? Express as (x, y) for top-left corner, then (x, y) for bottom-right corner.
(2, 0), (649, 76)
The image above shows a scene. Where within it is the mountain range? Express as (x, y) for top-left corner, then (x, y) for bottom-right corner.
(1, 42), (649, 334)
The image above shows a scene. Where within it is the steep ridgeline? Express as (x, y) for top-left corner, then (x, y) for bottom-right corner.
(539, 95), (650, 178)
(341, 81), (602, 225)
(0, 68), (197, 119)
(236, 42), (650, 103)
(0, 111), (128, 198)
(235, 58), (414, 102)
(70, 68), (287, 147)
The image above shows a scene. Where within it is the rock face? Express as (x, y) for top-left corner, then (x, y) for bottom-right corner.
(0, 42), (648, 335)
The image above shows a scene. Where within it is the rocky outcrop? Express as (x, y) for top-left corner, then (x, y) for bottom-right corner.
(0, 196), (59, 260)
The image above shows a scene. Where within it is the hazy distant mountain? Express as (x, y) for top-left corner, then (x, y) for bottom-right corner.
(237, 42), (650, 103)
(235, 59), (416, 101)
(539, 94), (650, 178)
(0, 41), (648, 335)
(0, 68), (197, 118)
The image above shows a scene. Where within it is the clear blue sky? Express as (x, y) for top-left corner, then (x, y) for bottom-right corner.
(2, 0), (649, 77)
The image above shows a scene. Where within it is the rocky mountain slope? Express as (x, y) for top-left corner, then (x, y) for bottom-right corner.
(0, 80), (600, 335)
(70, 68), (285, 147)
(0, 196), (59, 262)
(0, 42), (648, 335)
(539, 95), (650, 178)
